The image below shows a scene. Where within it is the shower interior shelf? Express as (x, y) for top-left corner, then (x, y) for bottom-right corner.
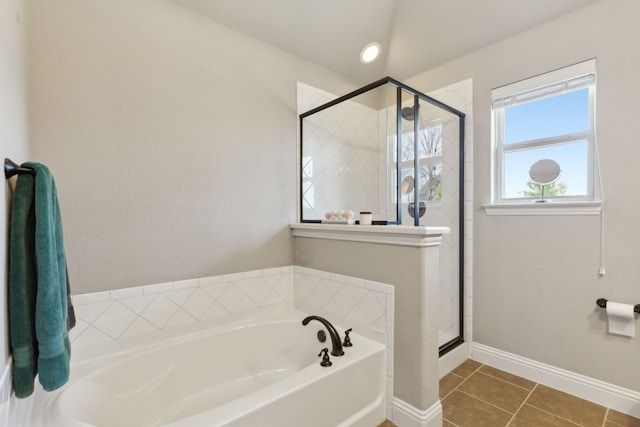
(290, 223), (449, 248)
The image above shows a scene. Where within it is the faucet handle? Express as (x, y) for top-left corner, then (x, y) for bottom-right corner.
(343, 328), (353, 347)
(318, 348), (332, 367)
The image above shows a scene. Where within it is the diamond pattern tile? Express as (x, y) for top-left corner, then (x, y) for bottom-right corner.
(357, 292), (385, 325)
(74, 300), (112, 324)
(71, 268), (298, 349)
(68, 318), (89, 342)
(235, 278), (256, 294)
(73, 325), (113, 347)
(347, 284), (367, 302)
(307, 281), (332, 308)
(119, 294), (157, 314)
(217, 284), (245, 312)
(345, 305), (368, 326)
(121, 317), (157, 339)
(182, 288), (214, 320)
(140, 295), (179, 329)
(334, 287), (357, 315)
(246, 279), (271, 305)
(165, 288), (196, 306)
(235, 296), (258, 312)
(294, 267), (393, 329)
(263, 290), (284, 306)
(266, 274), (293, 300)
(201, 283), (227, 300)
(202, 302), (230, 320)
(92, 301), (137, 339)
(164, 309), (197, 329)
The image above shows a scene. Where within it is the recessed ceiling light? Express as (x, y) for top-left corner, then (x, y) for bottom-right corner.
(359, 42), (381, 64)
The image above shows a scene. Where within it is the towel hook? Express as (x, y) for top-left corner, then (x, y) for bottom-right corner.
(4, 158), (34, 179)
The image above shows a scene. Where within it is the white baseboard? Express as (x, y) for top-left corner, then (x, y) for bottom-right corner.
(471, 342), (640, 418)
(439, 342), (470, 379)
(392, 398), (442, 427)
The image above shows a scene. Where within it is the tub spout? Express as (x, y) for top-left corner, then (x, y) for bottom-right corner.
(302, 315), (344, 356)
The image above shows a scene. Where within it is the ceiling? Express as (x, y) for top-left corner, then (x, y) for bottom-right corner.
(168, 0), (601, 85)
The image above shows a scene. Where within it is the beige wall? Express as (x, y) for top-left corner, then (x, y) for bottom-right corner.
(406, 0), (640, 392)
(1, 0), (31, 366)
(27, 0), (355, 294)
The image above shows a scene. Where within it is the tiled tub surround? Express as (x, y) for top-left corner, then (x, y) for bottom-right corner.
(294, 266), (396, 418)
(70, 266), (393, 348)
(70, 267), (296, 347)
(67, 266), (396, 419)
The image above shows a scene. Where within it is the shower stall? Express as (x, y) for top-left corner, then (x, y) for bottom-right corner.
(299, 77), (465, 355)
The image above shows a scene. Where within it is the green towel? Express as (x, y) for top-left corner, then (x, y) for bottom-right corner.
(9, 162), (71, 398)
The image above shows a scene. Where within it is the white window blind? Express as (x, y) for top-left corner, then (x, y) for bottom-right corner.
(492, 59), (596, 108)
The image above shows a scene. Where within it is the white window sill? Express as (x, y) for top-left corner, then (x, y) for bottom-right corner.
(483, 201), (602, 216)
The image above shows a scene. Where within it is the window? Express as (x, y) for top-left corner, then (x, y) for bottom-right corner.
(393, 122), (443, 204)
(491, 59), (596, 203)
(401, 123), (443, 203)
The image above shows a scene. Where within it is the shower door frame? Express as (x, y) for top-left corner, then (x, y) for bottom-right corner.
(298, 77), (466, 356)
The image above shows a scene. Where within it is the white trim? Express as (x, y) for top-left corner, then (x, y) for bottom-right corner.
(290, 224), (449, 247)
(492, 59), (596, 102)
(471, 342), (640, 418)
(0, 358), (11, 405)
(483, 200), (602, 215)
(0, 358), (12, 427)
(392, 398), (442, 427)
(491, 59), (597, 205)
(439, 342), (470, 379)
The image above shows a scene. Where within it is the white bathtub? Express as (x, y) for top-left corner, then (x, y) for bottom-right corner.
(29, 305), (387, 427)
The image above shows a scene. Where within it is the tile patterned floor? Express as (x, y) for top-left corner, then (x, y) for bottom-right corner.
(440, 360), (640, 427)
(378, 359), (640, 427)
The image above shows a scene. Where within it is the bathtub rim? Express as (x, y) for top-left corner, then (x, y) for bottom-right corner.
(45, 303), (388, 427)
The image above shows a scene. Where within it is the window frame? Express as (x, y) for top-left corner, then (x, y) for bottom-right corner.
(491, 59), (597, 204)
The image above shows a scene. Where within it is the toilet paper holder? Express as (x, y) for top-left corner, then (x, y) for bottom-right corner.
(596, 298), (640, 314)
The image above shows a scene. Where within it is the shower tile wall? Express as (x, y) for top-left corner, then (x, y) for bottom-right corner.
(393, 79), (472, 347)
(298, 83), (386, 220)
(423, 79), (473, 347)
